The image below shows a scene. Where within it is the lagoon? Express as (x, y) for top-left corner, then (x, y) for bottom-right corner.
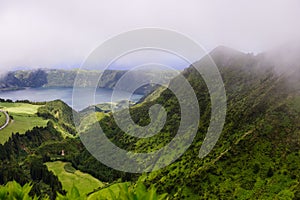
(0, 87), (143, 111)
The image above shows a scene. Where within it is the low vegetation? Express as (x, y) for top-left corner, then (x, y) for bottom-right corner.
(0, 181), (166, 200)
(46, 161), (104, 196)
(0, 112), (7, 127)
(0, 181), (37, 200)
(0, 102), (48, 144)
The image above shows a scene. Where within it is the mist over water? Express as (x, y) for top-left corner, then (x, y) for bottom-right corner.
(0, 87), (143, 111)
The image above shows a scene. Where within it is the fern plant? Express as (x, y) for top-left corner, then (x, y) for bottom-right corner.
(56, 186), (86, 200)
(0, 181), (167, 200)
(0, 181), (39, 200)
(107, 182), (168, 200)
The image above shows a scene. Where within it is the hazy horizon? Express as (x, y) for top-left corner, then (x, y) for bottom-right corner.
(1, 0), (299, 73)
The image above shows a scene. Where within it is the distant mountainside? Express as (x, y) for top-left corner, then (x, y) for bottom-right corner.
(0, 69), (178, 95)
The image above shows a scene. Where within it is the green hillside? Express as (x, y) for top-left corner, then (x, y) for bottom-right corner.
(37, 100), (77, 137)
(78, 46), (300, 199)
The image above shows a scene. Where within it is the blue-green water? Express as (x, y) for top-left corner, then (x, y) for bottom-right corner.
(0, 87), (143, 111)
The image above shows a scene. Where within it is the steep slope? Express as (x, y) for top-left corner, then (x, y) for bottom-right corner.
(37, 100), (78, 136)
(81, 46), (300, 199)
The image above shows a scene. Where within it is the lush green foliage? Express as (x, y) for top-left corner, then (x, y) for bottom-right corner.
(105, 182), (168, 200)
(0, 181), (38, 200)
(80, 47), (300, 199)
(0, 119), (65, 199)
(0, 181), (165, 200)
(37, 100), (77, 137)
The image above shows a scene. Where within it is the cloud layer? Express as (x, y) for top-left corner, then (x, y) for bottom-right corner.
(0, 0), (299, 72)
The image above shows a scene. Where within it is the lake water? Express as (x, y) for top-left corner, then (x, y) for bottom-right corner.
(0, 87), (143, 111)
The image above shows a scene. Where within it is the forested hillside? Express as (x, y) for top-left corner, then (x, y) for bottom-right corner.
(0, 68), (178, 95)
(80, 46), (300, 199)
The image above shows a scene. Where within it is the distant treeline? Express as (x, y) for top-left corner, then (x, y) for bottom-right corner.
(0, 98), (46, 105)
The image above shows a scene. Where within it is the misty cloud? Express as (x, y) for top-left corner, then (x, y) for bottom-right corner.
(0, 0), (299, 73)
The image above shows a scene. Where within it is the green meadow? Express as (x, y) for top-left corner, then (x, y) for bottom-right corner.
(0, 112), (7, 127)
(0, 102), (48, 144)
(46, 161), (104, 196)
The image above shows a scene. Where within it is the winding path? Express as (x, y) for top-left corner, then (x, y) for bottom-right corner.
(0, 110), (9, 130)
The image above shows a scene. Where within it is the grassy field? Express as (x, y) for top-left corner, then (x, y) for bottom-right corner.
(0, 102), (43, 114)
(0, 112), (7, 127)
(87, 182), (130, 200)
(46, 161), (104, 196)
(0, 102), (48, 144)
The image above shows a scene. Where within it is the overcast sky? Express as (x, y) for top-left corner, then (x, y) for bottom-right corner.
(0, 0), (299, 72)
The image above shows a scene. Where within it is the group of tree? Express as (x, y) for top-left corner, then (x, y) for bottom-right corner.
(0, 121), (64, 199)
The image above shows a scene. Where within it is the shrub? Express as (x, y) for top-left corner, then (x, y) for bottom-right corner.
(0, 181), (39, 200)
(107, 182), (168, 200)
